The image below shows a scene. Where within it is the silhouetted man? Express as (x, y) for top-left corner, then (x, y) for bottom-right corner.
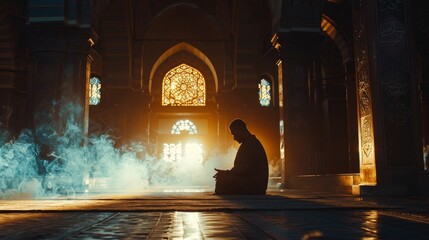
(214, 119), (268, 195)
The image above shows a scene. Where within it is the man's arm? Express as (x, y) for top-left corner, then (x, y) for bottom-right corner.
(213, 168), (228, 180)
(230, 142), (255, 175)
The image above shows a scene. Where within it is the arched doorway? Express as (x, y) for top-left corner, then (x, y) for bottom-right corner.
(150, 59), (218, 174)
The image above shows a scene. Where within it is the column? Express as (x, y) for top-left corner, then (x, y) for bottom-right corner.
(275, 0), (324, 181)
(352, 0), (422, 194)
(28, 27), (91, 148)
(26, 0), (95, 152)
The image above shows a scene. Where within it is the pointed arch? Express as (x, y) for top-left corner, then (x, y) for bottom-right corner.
(321, 15), (351, 64)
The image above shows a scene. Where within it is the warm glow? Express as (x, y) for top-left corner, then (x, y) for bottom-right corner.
(361, 210), (379, 235)
(171, 119), (197, 134)
(163, 119), (204, 164)
(184, 142), (203, 163)
(163, 141), (203, 163)
(173, 212), (203, 238)
(277, 60), (283, 108)
(162, 64), (206, 106)
(280, 120), (284, 159)
(163, 143), (182, 162)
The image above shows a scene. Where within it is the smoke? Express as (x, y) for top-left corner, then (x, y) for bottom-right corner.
(0, 102), (238, 199)
(0, 129), (42, 199)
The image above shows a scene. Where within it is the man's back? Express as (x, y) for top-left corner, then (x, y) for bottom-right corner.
(214, 119), (269, 195)
(229, 135), (268, 194)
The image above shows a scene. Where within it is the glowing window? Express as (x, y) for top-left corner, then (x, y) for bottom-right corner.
(171, 119), (197, 134)
(163, 119), (203, 163)
(163, 143), (182, 162)
(259, 79), (271, 106)
(162, 64), (206, 106)
(89, 77), (101, 105)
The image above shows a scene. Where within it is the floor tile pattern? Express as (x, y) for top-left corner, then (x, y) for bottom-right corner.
(1, 210), (429, 239)
(1, 190), (429, 239)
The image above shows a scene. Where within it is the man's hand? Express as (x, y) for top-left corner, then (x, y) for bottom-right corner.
(213, 168), (225, 180)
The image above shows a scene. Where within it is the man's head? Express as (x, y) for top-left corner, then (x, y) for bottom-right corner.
(229, 119), (249, 143)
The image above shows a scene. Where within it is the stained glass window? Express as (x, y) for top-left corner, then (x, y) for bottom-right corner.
(89, 77), (101, 105)
(171, 119), (197, 134)
(162, 64), (206, 106)
(259, 78), (271, 106)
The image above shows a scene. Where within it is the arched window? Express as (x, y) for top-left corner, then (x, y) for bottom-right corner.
(171, 119), (197, 134)
(89, 76), (101, 105)
(162, 64), (206, 106)
(163, 119), (203, 163)
(258, 78), (271, 106)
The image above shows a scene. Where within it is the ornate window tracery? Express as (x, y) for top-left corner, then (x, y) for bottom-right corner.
(171, 119), (197, 134)
(162, 64), (206, 106)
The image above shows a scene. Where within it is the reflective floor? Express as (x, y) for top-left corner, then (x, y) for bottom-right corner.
(1, 189), (429, 239)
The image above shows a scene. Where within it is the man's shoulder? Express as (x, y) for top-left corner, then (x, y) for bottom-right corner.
(246, 135), (263, 146)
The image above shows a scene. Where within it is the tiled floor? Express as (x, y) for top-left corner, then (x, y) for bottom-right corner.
(1, 189), (429, 239)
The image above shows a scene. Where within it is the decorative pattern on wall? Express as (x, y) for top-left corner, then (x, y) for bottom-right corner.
(376, 0), (414, 167)
(352, 2), (376, 177)
(162, 64), (206, 106)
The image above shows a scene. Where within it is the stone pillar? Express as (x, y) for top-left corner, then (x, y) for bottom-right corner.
(278, 33), (323, 179)
(28, 26), (91, 149)
(277, 57), (286, 184)
(26, 0), (95, 151)
(352, 0), (422, 194)
(275, 0), (323, 181)
(26, 0), (102, 152)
